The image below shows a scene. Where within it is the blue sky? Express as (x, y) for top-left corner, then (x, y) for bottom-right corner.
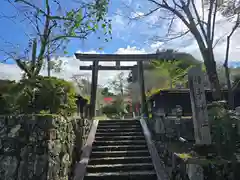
(0, 0), (239, 82)
(0, 0), (152, 58)
(0, 0), (124, 57)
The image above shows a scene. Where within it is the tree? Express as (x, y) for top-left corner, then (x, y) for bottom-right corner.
(132, 0), (235, 99)
(152, 58), (197, 88)
(101, 87), (115, 96)
(102, 95), (127, 118)
(127, 49), (199, 83)
(72, 73), (105, 110)
(222, 2), (240, 108)
(127, 49), (200, 100)
(72, 74), (91, 100)
(109, 72), (128, 96)
(1, 0), (111, 79)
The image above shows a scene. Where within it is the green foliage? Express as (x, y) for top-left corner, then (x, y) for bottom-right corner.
(0, 80), (17, 114)
(1, 76), (77, 116)
(102, 105), (118, 116)
(10, 0), (112, 78)
(101, 87), (115, 96)
(101, 96), (127, 117)
(64, 0), (112, 41)
(208, 101), (239, 158)
(152, 60), (195, 87)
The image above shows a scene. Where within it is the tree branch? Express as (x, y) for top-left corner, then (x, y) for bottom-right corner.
(31, 38), (37, 73)
(35, 0), (51, 76)
(150, 29), (190, 42)
(191, 0), (208, 43)
(211, 1), (218, 42)
(148, 0), (190, 28)
(15, 0), (78, 21)
(207, 0), (214, 42)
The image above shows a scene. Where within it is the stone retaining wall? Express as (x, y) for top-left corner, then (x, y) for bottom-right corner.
(0, 115), (92, 180)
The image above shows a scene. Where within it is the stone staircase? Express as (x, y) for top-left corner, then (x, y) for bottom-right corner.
(84, 119), (157, 180)
(123, 112), (133, 119)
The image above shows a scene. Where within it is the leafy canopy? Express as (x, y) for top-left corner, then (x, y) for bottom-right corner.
(4, 0), (112, 78)
(1, 76), (77, 116)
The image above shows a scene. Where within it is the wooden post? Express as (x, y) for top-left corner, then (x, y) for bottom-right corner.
(90, 60), (99, 119)
(137, 61), (148, 118)
(188, 66), (211, 145)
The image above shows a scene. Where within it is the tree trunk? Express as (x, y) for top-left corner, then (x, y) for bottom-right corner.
(203, 51), (222, 100)
(224, 65), (234, 108)
(47, 44), (51, 77)
(224, 36), (234, 109)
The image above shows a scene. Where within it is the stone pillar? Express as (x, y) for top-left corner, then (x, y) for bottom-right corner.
(154, 108), (166, 141)
(188, 66), (211, 145)
(187, 66), (211, 180)
(174, 105), (183, 139)
(154, 108), (166, 134)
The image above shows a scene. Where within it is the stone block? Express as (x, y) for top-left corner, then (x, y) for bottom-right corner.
(0, 114), (87, 180)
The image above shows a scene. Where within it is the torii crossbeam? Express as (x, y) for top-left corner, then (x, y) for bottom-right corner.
(75, 52), (175, 119)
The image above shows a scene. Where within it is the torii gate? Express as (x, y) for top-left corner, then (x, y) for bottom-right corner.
(75, 52), (172, 119)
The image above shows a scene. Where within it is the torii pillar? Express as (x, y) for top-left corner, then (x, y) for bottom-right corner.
(137, 61), (148, 118)
(89, 60), (99, 119)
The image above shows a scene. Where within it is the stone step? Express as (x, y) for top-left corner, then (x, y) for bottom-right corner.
(95, 132), (143, 136)
(90, 150), (150, 158)
(93, 140), (146, 146)
(96, 128), (142, 133)
(95, 135), (145, 141)
(98, 120), (139, 125)
(88, 156), (152, 165)
(92, 145), (147, 151)
(84, 171), (157, 180)
(87, 163), (154, 173)
(97, 124), (141, 129)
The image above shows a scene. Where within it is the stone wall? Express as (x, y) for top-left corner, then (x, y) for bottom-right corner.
(147, 116), (194, 141)
(0, 115), (92, 180)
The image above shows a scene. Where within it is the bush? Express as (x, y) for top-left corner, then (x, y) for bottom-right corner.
(0, 80), (16, 114)
(208, 101), (239, 158)
(102, 97), (128, 118)
(2, 76), (77, 116)
(102, 105), (118, 116)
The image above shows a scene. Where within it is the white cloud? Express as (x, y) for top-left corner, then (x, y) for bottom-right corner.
(150, 42), (164, 50)
(3, 1), (240, 89)
(0, 46), (149, 86)
(0, 63), (22, 81)
(130, 11), (144, 19)
(115, 46), (146, 54)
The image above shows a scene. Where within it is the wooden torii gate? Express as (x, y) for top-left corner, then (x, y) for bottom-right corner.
(75, 53), (169, 119)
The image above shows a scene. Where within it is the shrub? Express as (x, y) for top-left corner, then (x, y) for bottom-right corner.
(102, 97), (128, 117)
(208, 101), (239, 158)
(3, 76), (77, 116)
(102, 105), (118, 116)
(0, 80), (17, 114)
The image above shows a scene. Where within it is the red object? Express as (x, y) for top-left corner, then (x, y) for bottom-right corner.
(104, 97), (113, 102)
